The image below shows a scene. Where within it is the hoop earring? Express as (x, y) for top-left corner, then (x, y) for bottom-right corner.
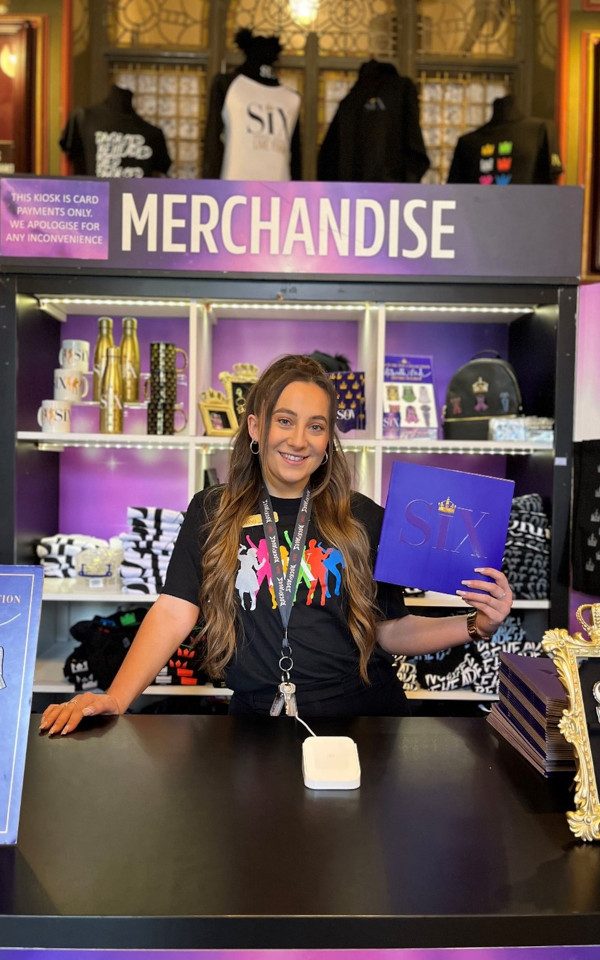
(250, 439), (259, 455)
(321, 450), (329, 465)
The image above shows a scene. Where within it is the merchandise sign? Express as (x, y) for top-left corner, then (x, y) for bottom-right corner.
(0, 566), (43, 845)
(0, 178), (109, 259)
(0, 177), (583, 279)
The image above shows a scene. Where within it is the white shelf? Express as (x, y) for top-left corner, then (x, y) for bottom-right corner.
(18, 431), (552, 457)
(379, 439), (553, 455)
(33, 643), (232, 697)
(34, 647), (494, 702)
(17, 431), (190, 450)
(40, 584), (549, 610)
(405, 592), (549, 609)
(43, 586), (158, 602)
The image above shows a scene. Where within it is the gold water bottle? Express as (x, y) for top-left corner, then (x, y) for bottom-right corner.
(93, 316), (114, 401)
(99, 346), (123, 434)
(120, 316), (140, 402)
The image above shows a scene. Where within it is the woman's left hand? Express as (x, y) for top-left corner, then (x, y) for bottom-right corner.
(457, 567), (513, 637)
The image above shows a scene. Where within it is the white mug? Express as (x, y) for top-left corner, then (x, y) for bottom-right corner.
(54, 368), (89, 402)
(59, 339), (90, 372)
(37, 399), (71, 433)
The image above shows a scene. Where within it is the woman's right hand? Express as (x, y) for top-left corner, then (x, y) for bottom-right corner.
(39, 692), (121, 736)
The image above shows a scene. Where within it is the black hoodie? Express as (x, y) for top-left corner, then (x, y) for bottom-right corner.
(317, 60), (429, 183)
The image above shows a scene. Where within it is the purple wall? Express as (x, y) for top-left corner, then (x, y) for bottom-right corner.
(55, 313), (516, 537)
(58, 448), (189, 540)
(211, 318), (359, 383)
(385, 321), (509, 427)
(57, 314), (189, 538)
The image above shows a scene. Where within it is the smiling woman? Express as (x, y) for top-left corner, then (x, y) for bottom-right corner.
(40, 354), (513, 734)
(247, 380), (330, 497)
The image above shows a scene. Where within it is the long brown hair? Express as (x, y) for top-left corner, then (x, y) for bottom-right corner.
(198, 354), (378, 681)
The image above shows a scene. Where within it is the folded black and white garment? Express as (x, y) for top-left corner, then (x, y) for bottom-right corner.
(121, 550), (171, 568)
(127, 506), (184, 525)
(39, 534), (108, 549)
(37, 543), (86, 559)
(122, 546), (174, 562)
(121, 578), (162, 594)
(119, 533), (177, 551)
(41, 557), (77, 578)
(130, 519), (182, 537)
(120, 559), (170, 580)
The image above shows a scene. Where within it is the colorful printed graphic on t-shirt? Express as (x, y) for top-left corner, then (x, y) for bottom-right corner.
(235, 529), (346, 611)
(478, 139), (513, 185)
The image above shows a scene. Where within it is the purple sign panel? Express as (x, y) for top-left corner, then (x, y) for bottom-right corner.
(1, 949), (600, 960)
(0, 178), (109, 259)
(0, 177), (583, 278)
(110, 179), (582, 278)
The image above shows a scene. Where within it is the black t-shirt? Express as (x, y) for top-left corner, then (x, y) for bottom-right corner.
(162, 487), (407, 696)
(60, 96), (172, 179)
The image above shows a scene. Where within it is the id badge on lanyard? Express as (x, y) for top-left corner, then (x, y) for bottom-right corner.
(258, 485), (312, 717)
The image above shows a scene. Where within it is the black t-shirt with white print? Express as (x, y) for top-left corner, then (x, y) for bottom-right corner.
(162, 486), (407, 697)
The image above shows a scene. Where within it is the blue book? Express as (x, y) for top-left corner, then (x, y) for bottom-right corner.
(374, 462), (514, 595)
(0, 566), (43, 844)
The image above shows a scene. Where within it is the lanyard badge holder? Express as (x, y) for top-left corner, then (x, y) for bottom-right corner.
(259, 485), (311, 719)
(258, 486), (361, 790)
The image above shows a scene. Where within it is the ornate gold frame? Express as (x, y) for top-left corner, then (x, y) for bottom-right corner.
(542, 603), (600, 841)
(198, 388), (237, 437)
(218, 363), (259, 427)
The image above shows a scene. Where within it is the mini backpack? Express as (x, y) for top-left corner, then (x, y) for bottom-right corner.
(442, 351), (522, 440)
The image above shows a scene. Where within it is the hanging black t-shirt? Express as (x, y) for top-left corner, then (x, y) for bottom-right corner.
(162, 487), (407, 696)
(59, 87), (172, 179)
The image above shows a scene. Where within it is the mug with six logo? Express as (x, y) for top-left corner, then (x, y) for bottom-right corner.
(37, 399), (72, 433)
(58, 339), (90, 373)
(54, 368), (89, 402)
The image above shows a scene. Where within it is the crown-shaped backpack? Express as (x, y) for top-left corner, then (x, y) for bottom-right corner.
(443, 350), (522, 440)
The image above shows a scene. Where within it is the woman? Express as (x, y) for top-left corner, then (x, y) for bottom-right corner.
(40, 355), (512, 733)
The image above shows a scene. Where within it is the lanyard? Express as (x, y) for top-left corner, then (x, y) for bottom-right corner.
(258, 485), (312, 656)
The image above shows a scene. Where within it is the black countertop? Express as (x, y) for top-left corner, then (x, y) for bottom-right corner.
(1, 715), (598, 949)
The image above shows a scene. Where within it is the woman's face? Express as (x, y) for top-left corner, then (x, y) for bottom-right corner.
(248, 380), (330, 498)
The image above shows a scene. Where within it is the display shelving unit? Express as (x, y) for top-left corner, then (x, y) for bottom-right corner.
(0, 182), (581, 707)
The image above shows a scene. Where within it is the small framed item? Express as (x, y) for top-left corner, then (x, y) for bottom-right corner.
(543, 604), (600, 841)
(218, 363), (259, 426)
(198, 388), (237, 437)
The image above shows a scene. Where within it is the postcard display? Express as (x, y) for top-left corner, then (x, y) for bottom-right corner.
(0, 177), (582, 703)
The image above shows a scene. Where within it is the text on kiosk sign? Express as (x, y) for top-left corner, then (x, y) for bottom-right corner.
(121, 192), (457, 259)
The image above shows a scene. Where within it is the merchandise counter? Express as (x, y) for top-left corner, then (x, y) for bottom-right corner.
(1, 715), (599, 950)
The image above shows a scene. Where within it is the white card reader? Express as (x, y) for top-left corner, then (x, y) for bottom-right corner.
(302, 736), (361, 790)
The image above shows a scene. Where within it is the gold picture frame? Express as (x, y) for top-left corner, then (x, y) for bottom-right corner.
(198, 388), (237, 437)
(543, 603), (600, 841)
(218, 363), (259, 426)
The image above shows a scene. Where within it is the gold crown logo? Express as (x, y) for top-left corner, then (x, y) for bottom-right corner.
(481, 143), (495, 157)
(200, 387), (229, 403)
(472, 376), (488, 394)
(438, 497), (456, 515)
